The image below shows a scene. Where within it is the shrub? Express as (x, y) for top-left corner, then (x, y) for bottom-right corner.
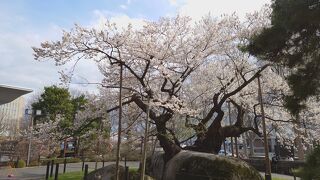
(29, 160), (40, 166)
(17, 160), (26, 168)
(40, 157), (81, 165)
(296, 145), (320, 180)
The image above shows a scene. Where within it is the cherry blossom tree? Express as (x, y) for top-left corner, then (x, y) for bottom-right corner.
(33, 6), (319, 161)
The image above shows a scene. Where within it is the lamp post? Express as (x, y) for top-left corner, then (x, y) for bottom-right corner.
(25, 109), (41, 166)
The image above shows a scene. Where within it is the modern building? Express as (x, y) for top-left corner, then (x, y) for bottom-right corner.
(0, 84), (32, 136)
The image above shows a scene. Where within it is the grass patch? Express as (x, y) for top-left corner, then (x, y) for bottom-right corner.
(129, 167), (139, 173)
(265, 178), (286, 180)
(48, 167), (145, 180)
(48, 171), (84, 180)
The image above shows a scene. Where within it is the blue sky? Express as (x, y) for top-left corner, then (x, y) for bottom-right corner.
(0, 0), (269, 99)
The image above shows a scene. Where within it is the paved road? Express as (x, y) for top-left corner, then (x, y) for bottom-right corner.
(0, 162), (300, 180)
(0, 161), (139, 180)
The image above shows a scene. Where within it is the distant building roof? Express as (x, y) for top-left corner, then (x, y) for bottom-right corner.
(0, 84), (32, 105)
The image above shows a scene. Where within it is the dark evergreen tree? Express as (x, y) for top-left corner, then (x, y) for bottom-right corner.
(32, 85), (87, 137)
(247, 0), (320, 115)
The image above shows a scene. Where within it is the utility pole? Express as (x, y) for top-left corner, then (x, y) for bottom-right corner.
(257, 76), (272, 180)
(140, 96), (150, 180)
(115, 63), (123, 180)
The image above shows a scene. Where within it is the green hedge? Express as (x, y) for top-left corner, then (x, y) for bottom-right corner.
(40, 157), (81, 165)
(29, 160), (40, 167)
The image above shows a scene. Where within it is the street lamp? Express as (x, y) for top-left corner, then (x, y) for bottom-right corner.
(25, 108), (41, 166)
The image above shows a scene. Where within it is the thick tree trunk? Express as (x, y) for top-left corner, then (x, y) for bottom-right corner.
(156, 121), (181, 162)
(185, 110), (225, 154)
(182, 67), (268, 155)
(184, 106), (262, 155)
(201, 127), (225, 153)
(132, 94), (181, 162)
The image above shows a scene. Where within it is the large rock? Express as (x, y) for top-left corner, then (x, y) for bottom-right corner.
(86, 164), (155, 180)
(147, 150), (263, 180)
(86, 164), (125, 180)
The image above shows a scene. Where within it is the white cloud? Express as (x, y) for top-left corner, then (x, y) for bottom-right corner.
(0, 0), (272, 102)
(0, 21), (101, 99)
(92, 10), (145, 30)
(120, 4), (128, 10)
(177, 0), (270, 20)
(168, 0), (178, 6)
(110, 14), (145, 29)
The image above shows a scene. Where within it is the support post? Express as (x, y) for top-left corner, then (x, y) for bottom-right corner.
(235, 137), (239, 158)
(45, 161), (50, 180)
(82, 158), (85, 171)
(140, 96), (150, 180)
(223, 140), (227, 156)
(115, 62), (123, 180)
(228, 102), (234, 157)
(63, 158), (67, 173)
(54, 163), (59, 180)
(124, 156), (127, 168)
(258, 76), (272, 180)
(84, 164), (89, 180)
(125, 166), (129, 180)
(50, 160), (54, 177)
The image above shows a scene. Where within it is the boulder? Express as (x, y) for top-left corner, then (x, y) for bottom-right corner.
(147, 150), (263, 180)
(86, 164), (125, 180)
(86, 164), (155, 180)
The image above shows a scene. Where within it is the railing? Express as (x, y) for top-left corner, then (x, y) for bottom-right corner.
(44, 156), (132, 180)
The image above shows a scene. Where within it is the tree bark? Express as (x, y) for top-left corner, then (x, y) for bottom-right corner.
(130, 66), (269, 161)
(155, 120), (181, 162)
(185, 100), (262, 154)
(132, 94), (181, 161)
